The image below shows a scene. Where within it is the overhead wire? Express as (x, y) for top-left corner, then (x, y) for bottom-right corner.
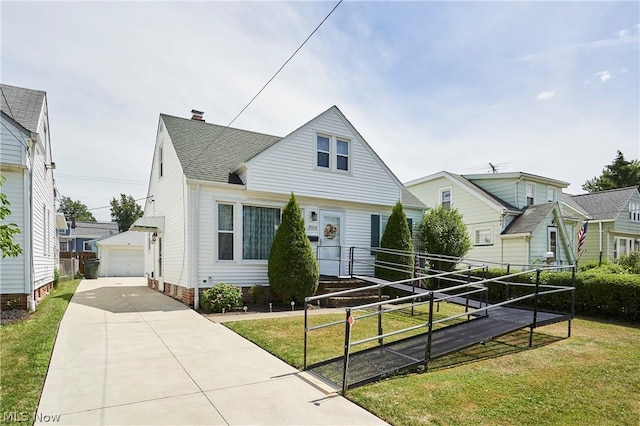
(181, 0), (343, 174)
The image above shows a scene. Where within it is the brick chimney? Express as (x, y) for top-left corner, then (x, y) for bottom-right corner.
(191, 109), (204, 122)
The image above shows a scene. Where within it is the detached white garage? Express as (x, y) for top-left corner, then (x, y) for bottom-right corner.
(96, 231), (145, 277)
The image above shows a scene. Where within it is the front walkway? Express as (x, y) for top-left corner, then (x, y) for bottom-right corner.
(36, 277), (387, 425)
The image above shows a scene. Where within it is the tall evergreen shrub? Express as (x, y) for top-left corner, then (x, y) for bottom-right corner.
(418, 205), (471, 272)
(375, 201), (414, 281)
(268, 194), (319, 303)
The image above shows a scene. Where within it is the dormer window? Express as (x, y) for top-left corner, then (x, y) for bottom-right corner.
(440, 187), (452, 210)
(317, 136), (330, 168)
(315, 134), (351, 172)
(526, 183), (535, 206)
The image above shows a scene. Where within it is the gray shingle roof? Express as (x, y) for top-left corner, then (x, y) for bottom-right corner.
(502, 203), (555, 235)
(401, 188), (427, 209)
(0, 84), (45, 133)
(161, 114), (281, 183)
(569, 187), (637, 220)
(562, 193), (591, 218)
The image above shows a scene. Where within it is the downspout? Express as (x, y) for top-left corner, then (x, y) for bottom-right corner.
(193, 184), (200, 310)
(27, 138), (36, 312)
(598, 221), (603, 265)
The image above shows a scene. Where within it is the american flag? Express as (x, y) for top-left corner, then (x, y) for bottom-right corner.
(577, 221), (588, 252)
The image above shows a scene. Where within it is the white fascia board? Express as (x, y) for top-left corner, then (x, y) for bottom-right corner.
(500, 232), (531, 239)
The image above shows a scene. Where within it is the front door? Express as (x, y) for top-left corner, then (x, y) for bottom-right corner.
(318, 211), (344, 276)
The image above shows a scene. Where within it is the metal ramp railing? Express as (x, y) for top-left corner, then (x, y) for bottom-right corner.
(304, 249), (576, 393)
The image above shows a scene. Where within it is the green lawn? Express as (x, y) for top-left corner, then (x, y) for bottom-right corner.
(0, 279), (80, 421)
(225, 308), (640, 426)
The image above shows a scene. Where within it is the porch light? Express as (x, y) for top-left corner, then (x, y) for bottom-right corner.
(311, 211), (318, 221)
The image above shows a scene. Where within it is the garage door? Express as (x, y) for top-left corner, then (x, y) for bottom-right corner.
(106, 248), (144, 277)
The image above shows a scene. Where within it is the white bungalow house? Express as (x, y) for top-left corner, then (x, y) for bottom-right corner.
(0, 84), (65, 310)
(405, 171), (576, 267)
(132, 107), (425, 307)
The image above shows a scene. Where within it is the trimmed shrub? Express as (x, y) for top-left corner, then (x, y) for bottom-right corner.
(375, 201), (414, 281)
(417, 205), (471, 272)
(249, 285), (268, 306)
(469, 268), (640, 322)
(200, 283), (243, 313)
(615, 251), (640, 274)
(268, 193), (319, 303)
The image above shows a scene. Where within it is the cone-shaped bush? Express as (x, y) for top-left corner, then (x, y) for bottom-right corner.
(375, 201), (414, 281)
(268, 193), (319, 303)
(417, 205), (471, 272)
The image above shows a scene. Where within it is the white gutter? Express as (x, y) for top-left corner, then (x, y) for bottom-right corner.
(193, 184), (200, 310)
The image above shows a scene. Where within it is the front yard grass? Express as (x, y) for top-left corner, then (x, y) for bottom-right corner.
(225, 308), (640, 425)
(0, 279), (80, 420)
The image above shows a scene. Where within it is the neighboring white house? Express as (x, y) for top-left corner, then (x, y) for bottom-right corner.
(406, 171), (576, 267)
(132, 107), (425, 307)
(0, 84), (65, 310)
(95, 231), (145, 277)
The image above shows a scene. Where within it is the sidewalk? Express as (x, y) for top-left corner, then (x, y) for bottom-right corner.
(36, 277), (387, 425)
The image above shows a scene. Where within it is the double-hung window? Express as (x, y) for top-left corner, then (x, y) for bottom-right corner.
(547, 187), (556, 203)
(218, 204), (234, 260)
(316, 134), (350, 172)
(317, 136), (330, 168)
(440, 188), (452, 210)
(474, 228), (492, 245)
(629, 203), (640, 222)
(526, 183), (535, 206)
(242, 206), (280, 260)
(337, 139), (349, 171)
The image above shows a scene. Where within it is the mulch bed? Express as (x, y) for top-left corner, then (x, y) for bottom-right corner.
(0, 309), (30, 326)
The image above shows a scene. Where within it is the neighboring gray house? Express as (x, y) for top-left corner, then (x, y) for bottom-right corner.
(59, 221), (119, 252)
(564, 187), (640, 263)
(0, 84), (65, 310)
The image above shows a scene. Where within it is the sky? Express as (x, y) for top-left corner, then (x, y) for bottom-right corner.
(2, 1), (639, 221)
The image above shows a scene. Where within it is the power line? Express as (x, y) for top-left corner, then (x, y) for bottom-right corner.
(183, 0), (343, 174)
(56, 173), (148, 185)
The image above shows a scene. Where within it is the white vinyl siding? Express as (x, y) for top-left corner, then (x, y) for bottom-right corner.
(246, 108), (401, 206)
(0, 116), (28, 166)
(0, 171), (26, 293)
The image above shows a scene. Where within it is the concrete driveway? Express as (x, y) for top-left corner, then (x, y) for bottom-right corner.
(36, 277), (387, 425)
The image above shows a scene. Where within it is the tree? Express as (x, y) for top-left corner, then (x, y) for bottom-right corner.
(268, 193), (319, 303)
(0, 176), (23, 258)
(417, 205), (471, 272)
(58, 197), (96, 222)
(110, 194), (143, 232)
(583, 150), (640, 192)
(375, 201), (414, 281)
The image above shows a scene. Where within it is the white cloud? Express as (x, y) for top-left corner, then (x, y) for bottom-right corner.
(621, 67), (629, 74)
(618, 29), (629, 38)
(536, 90), (556, 100)
(595, 71), (612, 82)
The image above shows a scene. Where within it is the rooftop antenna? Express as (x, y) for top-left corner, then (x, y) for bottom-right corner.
(489, 163), (498, 173)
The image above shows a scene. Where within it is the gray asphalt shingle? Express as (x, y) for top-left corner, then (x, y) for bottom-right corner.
(570, 187), (637, 220)
(0, 83), (45, 133)
(161, 114), (281, 184)
(502, 203), (555, 235)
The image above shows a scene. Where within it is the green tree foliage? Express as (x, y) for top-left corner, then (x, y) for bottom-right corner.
(110, 194), (143, 232)
(0, 175), (23, 258)
(375, 201), (414, 281)
(417, 205), (471, 272)
(583, 150), (640, 192)
(268, 193), (319, 303)
(58, 196), (96, 222)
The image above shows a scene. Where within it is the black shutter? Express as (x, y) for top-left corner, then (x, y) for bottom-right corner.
(371, 214), (380, 255)
(407, 218), (413, 237)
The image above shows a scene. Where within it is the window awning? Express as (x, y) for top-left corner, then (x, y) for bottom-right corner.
(129, 216), (165, 233)
(55, 213), (68, 231)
